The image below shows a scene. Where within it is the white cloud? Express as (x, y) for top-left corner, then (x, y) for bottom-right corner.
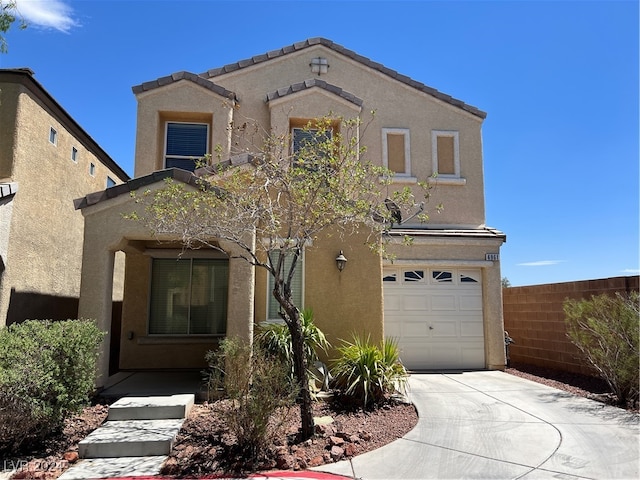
(621, 268), (640, 274)
(517, 260), (565, 267)
(14, 0), (79, 33)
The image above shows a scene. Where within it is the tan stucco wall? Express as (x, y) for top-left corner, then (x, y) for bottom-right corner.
(254, 229), (384, 363)
(0, 81), (126, 327)
(134, 45), (486, 227)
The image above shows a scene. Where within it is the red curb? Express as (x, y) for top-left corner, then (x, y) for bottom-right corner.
(101, 471), (351, 480)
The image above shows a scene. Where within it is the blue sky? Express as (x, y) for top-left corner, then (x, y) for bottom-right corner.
(2, 0), (638, 286)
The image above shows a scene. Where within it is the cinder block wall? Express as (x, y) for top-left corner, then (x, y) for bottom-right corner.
(503, 276), (639, 376)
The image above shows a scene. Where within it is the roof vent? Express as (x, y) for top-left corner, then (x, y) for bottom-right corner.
(310, 57), (329, 75)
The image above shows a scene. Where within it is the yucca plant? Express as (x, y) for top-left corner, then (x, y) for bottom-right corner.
(255, 308), (329, 381)
(331, 335), (408, 408)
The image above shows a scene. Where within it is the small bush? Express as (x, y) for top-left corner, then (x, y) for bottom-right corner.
(205, 338), (297, 462)
(0, 319), (104, 453)
(564, 292), (639, 407)
(331, 335), (408, 408)
(255, 308), (329, 381)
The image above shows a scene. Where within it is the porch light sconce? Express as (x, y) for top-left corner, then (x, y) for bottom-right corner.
(310, 57), (329, 75)
(335, 250), (347, 272)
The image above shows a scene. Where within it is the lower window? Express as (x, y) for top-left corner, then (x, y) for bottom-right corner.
(149, 258), (228, 335)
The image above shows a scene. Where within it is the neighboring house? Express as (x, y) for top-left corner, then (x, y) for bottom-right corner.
(74, 38), (506, 386)
(0, 68), (129, 329)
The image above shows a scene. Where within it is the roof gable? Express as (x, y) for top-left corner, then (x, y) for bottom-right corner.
(132, 70), (237, 101)
(201, 38), (486, 119)
(266, 78), (362, 107)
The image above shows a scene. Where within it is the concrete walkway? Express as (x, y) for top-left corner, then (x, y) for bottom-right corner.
(314, 371), (640, 479)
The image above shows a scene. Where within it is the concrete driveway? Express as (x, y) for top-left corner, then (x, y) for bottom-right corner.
(314, 371), (639, 479)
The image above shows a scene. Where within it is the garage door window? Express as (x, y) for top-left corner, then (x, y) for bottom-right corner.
(404, 270), (425, 282)
(432, 270), (453, 283)
(383, 272), (398, 282)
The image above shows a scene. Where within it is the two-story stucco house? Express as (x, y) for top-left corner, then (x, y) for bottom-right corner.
(0, 68), (129, 334)
(74, 39), (506, 386)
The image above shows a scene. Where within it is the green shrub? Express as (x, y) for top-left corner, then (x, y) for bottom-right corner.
(255, 308), (329, 380)
(564, 291), (639, 407)
(205, 337), (297, 462)
(0, 319), (104, 453)
(331, 335), (408, 408)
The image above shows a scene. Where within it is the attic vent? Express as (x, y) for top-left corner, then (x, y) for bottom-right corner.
(310, 57), (329, 75)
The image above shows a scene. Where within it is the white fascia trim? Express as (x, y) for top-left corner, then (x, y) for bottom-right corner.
(383, 259), (494, 267)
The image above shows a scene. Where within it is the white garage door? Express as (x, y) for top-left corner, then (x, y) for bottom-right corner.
(383, 267), (485, 370)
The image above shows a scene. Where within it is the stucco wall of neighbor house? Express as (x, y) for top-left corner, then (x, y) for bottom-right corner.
(0, 82), (19, 180)
(134, 81), (234, 177)
(0, 81), (126, 327)
(386, 236), (506, 369)
(503, 276), (640, 376)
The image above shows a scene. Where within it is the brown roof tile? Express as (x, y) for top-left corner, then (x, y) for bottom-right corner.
(266, 78), (363, 107)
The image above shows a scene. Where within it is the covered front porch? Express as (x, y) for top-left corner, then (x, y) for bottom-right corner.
(74, 170), (256, 387)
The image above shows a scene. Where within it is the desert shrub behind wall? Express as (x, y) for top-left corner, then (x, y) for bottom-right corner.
(0, 319), (104, 454)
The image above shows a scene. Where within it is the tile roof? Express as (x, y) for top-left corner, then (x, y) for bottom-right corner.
(131, 71), (237, 100)
(74, 168), (206, 210)
(131, 39), (485, 119)
(201, 37), (486, 119)
(266, 78), (363, 107)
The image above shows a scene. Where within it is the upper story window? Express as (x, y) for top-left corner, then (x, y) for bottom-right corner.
(431, 130), (465, 185)
(71, 147), (78, 162)
(106, 176), (116, 188)
(165, 122), (208, 172)
(49, 127), (58, 146)
(382, 128), (411, 177)
(89, 162), (96, 176)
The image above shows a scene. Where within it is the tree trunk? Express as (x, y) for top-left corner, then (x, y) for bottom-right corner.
(287, 306), (315, 439)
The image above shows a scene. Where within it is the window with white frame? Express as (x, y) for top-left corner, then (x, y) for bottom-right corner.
(267, 250), (304, 321)
(431, 130), (461, 179)
(165, 122), (209, 172)
(382, 128), (411, 176)
(71, 147), (78, 162)
(149, 258), (228, 335)
(49, 127), (58, 145)
(89, 162), (96, 176)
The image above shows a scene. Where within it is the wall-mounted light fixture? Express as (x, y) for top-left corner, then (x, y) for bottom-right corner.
(310, 57), (329, 75)
(335, 250), (347, 272)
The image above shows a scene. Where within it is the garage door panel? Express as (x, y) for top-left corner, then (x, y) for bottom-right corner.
(431, 294), (457, 311)
(403, 295), (430, 310)
(431, 321), (457, 337)
(384, 267), (485, 370)
(459, 294), (482, 311)
(460, 321), (484, 337)
(404, 321), (431, 337)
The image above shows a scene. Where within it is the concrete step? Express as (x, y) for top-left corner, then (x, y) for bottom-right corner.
(78, 419), (184, 458)
(58, 456), (167, 480)
(108, 393), (194, 420)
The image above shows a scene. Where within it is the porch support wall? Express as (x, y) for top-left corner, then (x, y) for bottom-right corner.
(78, 247), (115, 388)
